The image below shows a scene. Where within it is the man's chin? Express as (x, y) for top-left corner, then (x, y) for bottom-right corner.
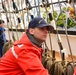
(41, 39), (46, 43)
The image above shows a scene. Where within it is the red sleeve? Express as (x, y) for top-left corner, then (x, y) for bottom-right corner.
(17, 49), (49, 75)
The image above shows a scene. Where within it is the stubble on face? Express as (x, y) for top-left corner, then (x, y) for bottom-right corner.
(33, 27), (48, 44)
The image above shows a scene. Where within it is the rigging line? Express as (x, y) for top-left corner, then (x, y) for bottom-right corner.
(0, 0), (6, 4)
(48, 32), (53, 52)
(62, 0), (67, 5)
(44, 41), (51, 57)
(58, 0), (75, 66)
(42, 0), (48, 21)
(26, 0), (34, 20)
(11, 0), (19, 40)
(47, 5), (54, 52)
(37, 0), (41, 17)
(48, 1), (54, 52)
(34, 0), (38, 17)
(8, 1), (16, 41)
(63, 14), (75, 66)
(25, 0), (30, 23)
(1, 0), (11, 41)
(7, 0), (16, 42)
(8, 0), (16, 41)
(21, 0), (26, 31)
(25, 0), (34, 30)
(16, 0), (22, 29)
(42, 0), (53, 54)
(71, 0), (75, 15)
(56, 0), (63, 58)
(0, 1), (66, 13)
(9, 12), (16, 42)
(13, 13), (19, 40)
(25, 0), (30, 30)
(17, 0), (20, 10)
(50, 0), (64, 61)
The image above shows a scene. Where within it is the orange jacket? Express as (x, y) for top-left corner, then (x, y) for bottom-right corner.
(0, 33), (49, 75)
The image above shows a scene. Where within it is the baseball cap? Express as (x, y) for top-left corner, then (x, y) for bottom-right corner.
(28, 17), (54, 32)
(0, 20), (4, 24)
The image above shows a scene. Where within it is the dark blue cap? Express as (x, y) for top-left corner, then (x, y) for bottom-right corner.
(28, 17), (54, 32)
(0, 19), (4, 24)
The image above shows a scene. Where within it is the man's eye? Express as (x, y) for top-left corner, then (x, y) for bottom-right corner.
(39, 28), (44, 30)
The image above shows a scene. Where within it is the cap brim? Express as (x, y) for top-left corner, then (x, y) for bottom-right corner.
(37, 24), (54, 32)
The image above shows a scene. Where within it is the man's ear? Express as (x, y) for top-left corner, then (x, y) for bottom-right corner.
(29, 28), (34, 35)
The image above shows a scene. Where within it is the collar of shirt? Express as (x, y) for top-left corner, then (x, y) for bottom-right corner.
(26, 32), (42, 48)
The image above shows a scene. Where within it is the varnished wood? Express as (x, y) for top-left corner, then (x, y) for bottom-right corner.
(50, 51), (76, 62)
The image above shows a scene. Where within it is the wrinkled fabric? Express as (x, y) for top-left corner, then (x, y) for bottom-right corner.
(0, 33), (49, 75)
(74, 67), (76, 75)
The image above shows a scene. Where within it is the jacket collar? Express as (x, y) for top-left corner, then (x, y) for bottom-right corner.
(14, 32), (42, 48)
(26, 32), (42, 48)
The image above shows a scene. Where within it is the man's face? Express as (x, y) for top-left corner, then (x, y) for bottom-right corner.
(29, 26), (48, 43)
(0, 23), (4, 28)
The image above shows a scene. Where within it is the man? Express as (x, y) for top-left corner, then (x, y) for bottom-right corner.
(0, 19), (7, 57)
(0, 17), (54, 75)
